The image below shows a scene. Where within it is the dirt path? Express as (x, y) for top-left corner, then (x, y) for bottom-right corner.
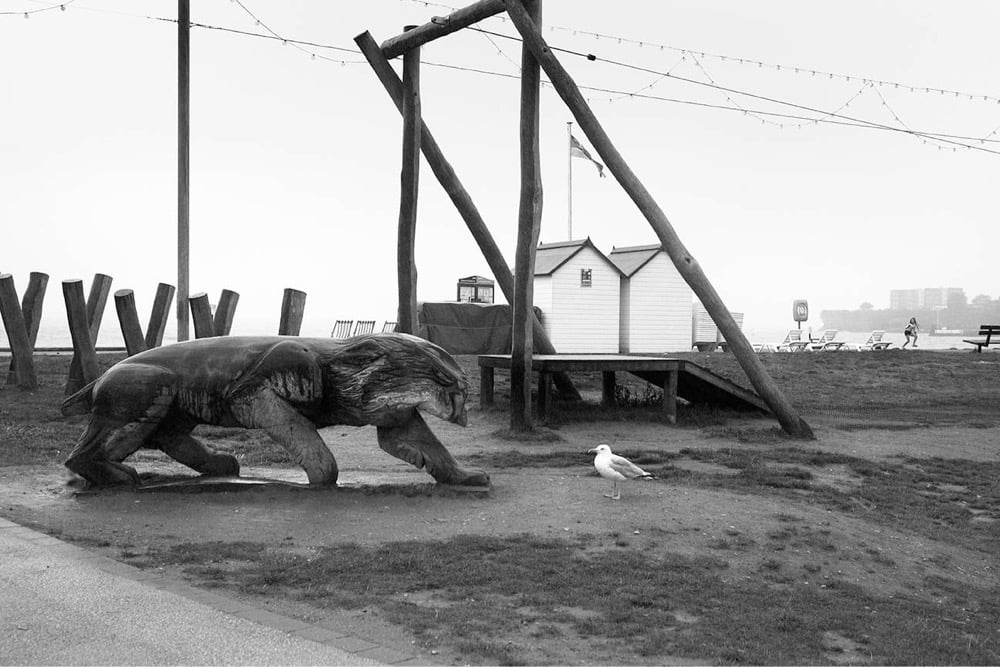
(2, 414), (998, 664)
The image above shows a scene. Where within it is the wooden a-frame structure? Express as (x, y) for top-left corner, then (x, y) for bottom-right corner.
(356, 0), (813, 438)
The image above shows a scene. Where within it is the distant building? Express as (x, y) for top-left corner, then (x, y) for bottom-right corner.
(456, 275), (494, 304)
(890, 287), (965, 310)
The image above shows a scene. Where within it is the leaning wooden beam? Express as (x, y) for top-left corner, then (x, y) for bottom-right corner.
(65, 273), (112, 395)
(5, 271), (47, 386)
(62, 279), (101, 390)
(114, 289), (148, 356)
(380, 0), (504, 59)
(145, 283), (175, 349)
(355, 30), (580, 401)
(510, 0), (543, 431)
(278, 288), (307, 336)
(0, 273), (38, 389)
(213, 289), (240, 336)
(504, 0), (813, 438)
(396, 25), (421, 335)
(189, 292), (216, 339)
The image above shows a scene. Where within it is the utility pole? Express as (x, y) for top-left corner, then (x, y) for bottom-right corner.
(177, 0), (190, 341)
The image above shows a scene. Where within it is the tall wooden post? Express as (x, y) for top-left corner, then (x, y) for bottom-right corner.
(355, 30), (580, 400)
(511, 0), (542, 431)
(504, 0), (813, 438)
(177, 0), (191, 342)
(397, 25), (421, 335)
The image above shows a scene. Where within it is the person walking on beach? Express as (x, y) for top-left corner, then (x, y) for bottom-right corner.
(902, 317), (919, 349)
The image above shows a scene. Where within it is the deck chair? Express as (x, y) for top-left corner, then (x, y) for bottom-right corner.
(776, 329), (805, 352)
(330, 320), (353, 339)
(809, 329), (845, 351)
(352, 320), (376, 336)
(381, 320), (397, 333)
(860, 330), (892, 351)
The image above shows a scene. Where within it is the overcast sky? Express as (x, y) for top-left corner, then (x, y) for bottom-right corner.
(2, 0), (998, 345)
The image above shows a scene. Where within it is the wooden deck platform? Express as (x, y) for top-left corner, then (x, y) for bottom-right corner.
(477, 354), (769, 423)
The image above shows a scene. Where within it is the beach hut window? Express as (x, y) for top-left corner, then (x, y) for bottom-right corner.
(580, 269), (592, 287)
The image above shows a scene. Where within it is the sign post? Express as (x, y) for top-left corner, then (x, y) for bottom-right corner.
(793, 299), (809, 330)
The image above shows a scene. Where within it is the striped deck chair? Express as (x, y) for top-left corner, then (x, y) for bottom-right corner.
(330, 320), (353, 339)
(352, 320), (376, 336)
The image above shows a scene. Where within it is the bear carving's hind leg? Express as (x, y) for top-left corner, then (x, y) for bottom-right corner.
(377, 411), (489, 486)
(65, 418), (152, 487)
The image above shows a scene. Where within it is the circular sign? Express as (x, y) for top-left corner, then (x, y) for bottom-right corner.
(793, 300), (809, 322)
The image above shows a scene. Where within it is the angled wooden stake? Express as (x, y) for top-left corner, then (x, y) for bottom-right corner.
(62, 279), (101, 392)
(278, 288), (307, 336)
(64, 274), (112, 395)
(114, 289), (148, 356)
(0, 273), (39, 389)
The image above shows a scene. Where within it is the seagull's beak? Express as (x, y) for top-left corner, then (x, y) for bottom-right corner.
(587, 448), (597, 454)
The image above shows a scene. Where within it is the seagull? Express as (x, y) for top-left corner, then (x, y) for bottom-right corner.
(587, 444), (655, 500)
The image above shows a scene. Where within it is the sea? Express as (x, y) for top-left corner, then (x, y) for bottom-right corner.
(0, 323), (979, 353)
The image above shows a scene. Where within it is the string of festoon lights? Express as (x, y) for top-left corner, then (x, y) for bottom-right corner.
(8, 0), (998, 153)
(402, 0), (1000, 105)
(1, 0), (74, 17)
(471, 25), (1000, 154)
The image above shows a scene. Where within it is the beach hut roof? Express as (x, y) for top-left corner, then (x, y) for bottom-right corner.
(534, 238), (622, 276)
(608, 244), (664, 277)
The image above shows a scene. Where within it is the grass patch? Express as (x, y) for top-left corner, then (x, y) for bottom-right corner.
(133, 534), (1000, 665)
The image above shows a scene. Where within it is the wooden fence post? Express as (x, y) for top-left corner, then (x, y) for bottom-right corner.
(62, 279), (101, 392)
(64, 274), (112, 394)
(189, 292), (216, 339)
(114, 289), (148, 356)
(278, 288), (307, 336)
(0, 273), (38, 389)
(212, 289), (239, 336)
(145, 283), (176, 349)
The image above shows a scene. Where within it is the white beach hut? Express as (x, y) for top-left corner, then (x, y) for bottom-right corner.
(609, 244), (694, 353)
(533, 238), (622, 353)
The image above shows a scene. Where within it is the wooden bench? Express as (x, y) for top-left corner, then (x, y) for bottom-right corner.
(963, 325), (1000, 352)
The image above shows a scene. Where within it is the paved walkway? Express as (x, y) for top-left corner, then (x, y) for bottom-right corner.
(0, 518), (421, 665)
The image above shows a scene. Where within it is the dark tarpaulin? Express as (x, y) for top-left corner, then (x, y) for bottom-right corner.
(417, 301), (542, 355)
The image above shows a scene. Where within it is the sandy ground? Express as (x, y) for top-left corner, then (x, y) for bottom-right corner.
(2, 408), (999, 664)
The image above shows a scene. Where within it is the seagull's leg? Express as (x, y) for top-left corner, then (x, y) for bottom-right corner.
(613, 483), (621, 501)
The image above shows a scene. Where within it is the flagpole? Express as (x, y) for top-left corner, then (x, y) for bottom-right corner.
(566, 121), (572, 240)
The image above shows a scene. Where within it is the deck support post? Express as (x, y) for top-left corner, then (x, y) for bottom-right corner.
(663, 370), (678, 424)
